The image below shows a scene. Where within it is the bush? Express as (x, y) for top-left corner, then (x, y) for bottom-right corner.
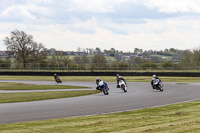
(161, 61), (174, 68)
(140, 61), (158, 68)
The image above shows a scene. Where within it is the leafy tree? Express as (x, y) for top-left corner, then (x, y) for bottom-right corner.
(4, 30), (46, 68)
(91, 54), (107, 68)
(114, 52), (122, 62)
(0, 58), (11, 68)
(73, 56), (82, 64)
(95, 47), (102, 54)
(81, 55), (89, 64)
(170, 48), (177, 53)
(134, 48), (143, 54)
(180, 50), (194, 67)
(193, 50), (200, 66)
(109, 48), (116, 56)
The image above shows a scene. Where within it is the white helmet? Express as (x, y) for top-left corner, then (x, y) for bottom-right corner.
(96, 77), (100, 81)
(153, 75), (156, 78)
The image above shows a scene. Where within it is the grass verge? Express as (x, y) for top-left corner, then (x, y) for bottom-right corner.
(1, 100), (200, 132)
(1, 76), (200, 82)
(0, 82), (89, 90)
(0, 90), (99, 103)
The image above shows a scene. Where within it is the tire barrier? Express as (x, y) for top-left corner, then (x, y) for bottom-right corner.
(0, 71), (200, 77)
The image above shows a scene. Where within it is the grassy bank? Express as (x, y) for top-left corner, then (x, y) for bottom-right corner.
(0, 76), (200, 82)
(0, 82), (89, 90)
(0, 90), (99, 103)
(1, 100), (200, 132)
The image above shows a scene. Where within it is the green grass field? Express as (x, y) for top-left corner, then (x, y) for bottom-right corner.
(0, 100), (200, 132)
(0, 82), (89, 90)
(0, 76), (200, 82)
(0, 82), (96, 103)
(0, 90), (99, 103)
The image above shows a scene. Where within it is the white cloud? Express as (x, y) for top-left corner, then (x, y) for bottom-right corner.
(1, 4), (52, 20)
(67, 0), (141, 13)
(1, 15), (200, 52)
(145, 0), (200, 13)
(1, 0), (200, 51)
(33, 0), (54, 4)
(67, 0), (114, 13)
(2, 6), (36, 19)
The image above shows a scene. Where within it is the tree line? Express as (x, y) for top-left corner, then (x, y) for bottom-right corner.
(1, 30), (200, 69)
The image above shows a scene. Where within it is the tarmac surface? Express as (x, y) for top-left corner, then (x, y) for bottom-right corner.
(1, 81), (200, 124)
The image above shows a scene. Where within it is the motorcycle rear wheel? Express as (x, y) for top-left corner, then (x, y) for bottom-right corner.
(102, 87), (109, 95)
(122, 87), (127, 92)
(158, 85), (163, 92)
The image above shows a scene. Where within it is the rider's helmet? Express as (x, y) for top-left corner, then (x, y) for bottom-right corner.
(153, 75), (156, 78)
(96, 77), (100, 82)
(54, 73), (57, 76)
(117, 74), (119, 77)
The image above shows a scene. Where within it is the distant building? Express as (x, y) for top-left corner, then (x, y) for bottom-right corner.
(0, 51), (6, 56)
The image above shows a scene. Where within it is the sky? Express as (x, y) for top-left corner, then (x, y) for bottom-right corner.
(0, 0), (200, 52)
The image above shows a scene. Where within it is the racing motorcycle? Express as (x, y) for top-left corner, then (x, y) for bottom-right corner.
(152, 79), (163, 91)
(118, 80), (127, 92)
(55, 76), (62, 83)
(97, 81), (109, 95)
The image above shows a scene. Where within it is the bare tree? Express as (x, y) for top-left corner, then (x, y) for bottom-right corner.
(4, 30), (45, 68)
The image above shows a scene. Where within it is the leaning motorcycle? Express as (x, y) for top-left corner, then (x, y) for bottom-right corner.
(97, 81), (109, 95)
(118, 80), (127, 92)
(152, 79), (163, 92)
(55, 77), (62, 83)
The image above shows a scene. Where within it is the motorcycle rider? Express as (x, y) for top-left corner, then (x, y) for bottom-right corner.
(54, 73), (59, 80)
(116, 74), (127, 88)
(54, 73), (61, 81)
(151, 75), (162, 88)
(96, 77), (109, 90)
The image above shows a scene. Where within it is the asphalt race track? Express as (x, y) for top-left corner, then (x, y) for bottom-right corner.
(1, 81), (200, 124)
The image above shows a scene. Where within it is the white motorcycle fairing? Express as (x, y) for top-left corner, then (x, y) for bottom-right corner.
(119, 80), (127, 92)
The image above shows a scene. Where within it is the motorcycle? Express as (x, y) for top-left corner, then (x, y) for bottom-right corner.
(55, 76), (62, 83)
(118, 80), (127, 92)
(97, 81), (109, 95)
(152, 79), (163, 91)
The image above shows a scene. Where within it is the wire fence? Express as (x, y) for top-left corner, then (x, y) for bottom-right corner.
(0, 63), (200, 71)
